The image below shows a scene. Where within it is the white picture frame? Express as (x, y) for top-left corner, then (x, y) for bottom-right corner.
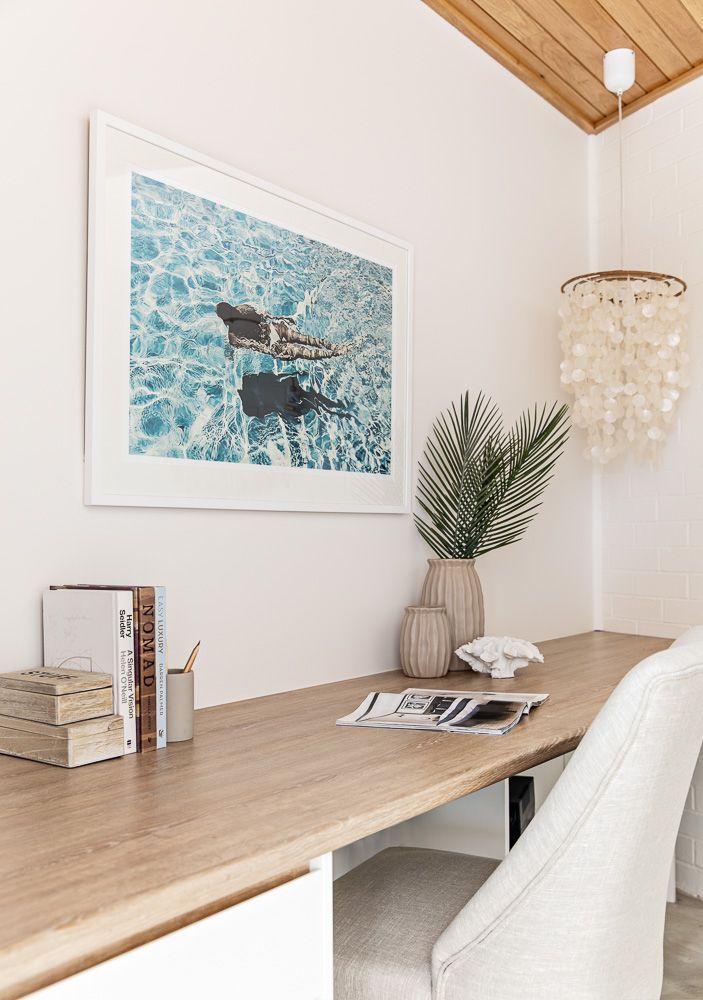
(85, 111), (412, 513)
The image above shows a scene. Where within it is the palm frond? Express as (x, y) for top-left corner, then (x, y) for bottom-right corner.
(415, 392), (570, 560)
(415, 392), (503, 560)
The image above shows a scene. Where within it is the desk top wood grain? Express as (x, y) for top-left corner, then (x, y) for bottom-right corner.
(0, 630), (668, 999)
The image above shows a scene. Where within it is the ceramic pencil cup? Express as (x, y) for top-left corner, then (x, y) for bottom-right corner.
(167, 670), (194, 743)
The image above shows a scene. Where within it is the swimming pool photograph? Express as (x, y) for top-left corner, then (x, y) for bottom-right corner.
(130, 173), (394, 477)
(85, 113), (411, 512)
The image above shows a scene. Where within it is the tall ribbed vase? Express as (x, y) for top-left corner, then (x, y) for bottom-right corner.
(420, 559), (485, 670)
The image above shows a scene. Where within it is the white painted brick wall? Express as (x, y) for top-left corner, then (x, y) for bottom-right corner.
(594, 78), (703, 898)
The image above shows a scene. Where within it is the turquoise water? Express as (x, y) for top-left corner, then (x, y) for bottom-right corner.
(129, 173), (393, 474)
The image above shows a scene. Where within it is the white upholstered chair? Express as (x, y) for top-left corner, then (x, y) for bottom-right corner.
(334, 629), (703, 1000)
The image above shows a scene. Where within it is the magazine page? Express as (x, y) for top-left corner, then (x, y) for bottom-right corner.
(441, 699), (528, 736)
(402, 688), (549, 709)
(336, 690), (473, 730)
(336, 689), (549, 735)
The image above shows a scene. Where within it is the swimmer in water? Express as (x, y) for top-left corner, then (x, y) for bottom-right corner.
(216, 302), (352, 361)
(238, 371), (359, 423)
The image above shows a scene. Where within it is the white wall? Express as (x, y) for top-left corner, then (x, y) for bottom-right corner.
(0, 0), (592, 708)
(592, 78), (703, 897)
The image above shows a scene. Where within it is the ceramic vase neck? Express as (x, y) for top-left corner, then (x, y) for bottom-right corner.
(427, 557), (476, 566)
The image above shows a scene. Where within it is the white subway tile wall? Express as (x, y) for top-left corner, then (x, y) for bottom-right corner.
(595, 78), (703, 897)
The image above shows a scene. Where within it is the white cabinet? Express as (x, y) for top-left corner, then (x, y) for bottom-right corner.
(27, 855), (333, 1000)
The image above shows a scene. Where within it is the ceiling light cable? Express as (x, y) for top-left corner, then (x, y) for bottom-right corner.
(618, 91), (624, 269)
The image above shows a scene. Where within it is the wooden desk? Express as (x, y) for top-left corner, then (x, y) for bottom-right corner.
(0, 631), (668, 999)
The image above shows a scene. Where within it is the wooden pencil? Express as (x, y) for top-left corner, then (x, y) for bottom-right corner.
(182, 641), (200, 674)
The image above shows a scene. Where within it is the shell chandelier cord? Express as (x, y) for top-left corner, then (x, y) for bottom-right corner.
(559, 274), (689, 464)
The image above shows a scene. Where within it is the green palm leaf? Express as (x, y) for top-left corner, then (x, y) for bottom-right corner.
(415, 392), (570, 560)
(415, 392), (503, 559)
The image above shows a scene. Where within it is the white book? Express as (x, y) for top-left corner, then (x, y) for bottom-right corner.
(42, 588), (137, 754)
(155, 586), (167, 748)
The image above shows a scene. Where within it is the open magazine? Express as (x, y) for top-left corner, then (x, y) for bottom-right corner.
(336, 688), (549, 736)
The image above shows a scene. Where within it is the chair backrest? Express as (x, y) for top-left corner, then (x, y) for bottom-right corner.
(432, 631), (703, 1000)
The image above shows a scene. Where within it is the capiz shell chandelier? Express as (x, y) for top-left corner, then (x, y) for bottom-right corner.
(559, 50), (689, 464)
(560, 270), (688, 463)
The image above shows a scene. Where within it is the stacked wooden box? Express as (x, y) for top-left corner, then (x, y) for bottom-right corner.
(0, 668), (124, 767)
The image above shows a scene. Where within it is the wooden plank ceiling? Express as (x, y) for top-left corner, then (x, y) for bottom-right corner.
(423, 0), (703, 132)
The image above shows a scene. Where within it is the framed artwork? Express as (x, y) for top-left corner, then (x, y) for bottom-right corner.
(85, 112), (412, 512)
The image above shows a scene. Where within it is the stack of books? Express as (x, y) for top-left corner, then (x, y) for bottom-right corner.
(42, 585), (168, 753)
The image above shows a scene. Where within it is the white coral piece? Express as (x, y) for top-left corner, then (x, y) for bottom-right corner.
(455, 636), (544, 679)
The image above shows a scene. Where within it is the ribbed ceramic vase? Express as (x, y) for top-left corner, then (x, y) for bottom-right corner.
(420, 559), (485, 670)
(399, 607), (452, 678)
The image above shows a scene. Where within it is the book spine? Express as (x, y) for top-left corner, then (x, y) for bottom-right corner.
(155, 586), (167, 749)
(131, 589), (141, 752)
(137, 587), (157, 752)
(116, 593), (138, 755)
